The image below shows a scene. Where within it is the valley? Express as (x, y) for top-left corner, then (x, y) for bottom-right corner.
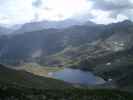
(0, 0), (133, 99)
(10, 63), (106, 86)
(0, 20), (133, 99)
(0, 64), (132, 100)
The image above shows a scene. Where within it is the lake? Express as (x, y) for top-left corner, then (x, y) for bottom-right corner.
(48, 68), (106, 85)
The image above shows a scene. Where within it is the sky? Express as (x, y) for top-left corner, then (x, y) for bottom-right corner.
(0, 0), (133, 25)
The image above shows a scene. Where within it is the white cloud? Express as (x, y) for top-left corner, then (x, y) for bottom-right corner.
(0, 0), (35, 25)
(35, 0), (92, 21)
(0, 0), (92, 24)
(90, 10), (128, 24)
(89, 0), (133, 23)
(0, 0), (132, 25)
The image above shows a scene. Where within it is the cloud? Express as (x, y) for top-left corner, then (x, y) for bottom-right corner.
(0, 0), (35, 25)
(32, 0), (42, 8)
(34, 0), (92, 21)
(90, 0), (133, 19)
(0, 0), (132, 25)
(88, 0), (133, 23)
(90, 0), (133, 11)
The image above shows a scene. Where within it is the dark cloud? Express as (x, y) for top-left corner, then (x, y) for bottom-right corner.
(32, 0), (42, 8)
(90, 0), (133, 19)
(90, 0), (133, 11)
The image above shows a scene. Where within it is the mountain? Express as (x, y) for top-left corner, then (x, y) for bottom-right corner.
(0, 20), (133, 92)
(0, 27), (13, 35)
(0, 24), (22, 35)
(15, 19), (96, 33)
(0, 20), (132, 65)
(0, 23), (102, 65)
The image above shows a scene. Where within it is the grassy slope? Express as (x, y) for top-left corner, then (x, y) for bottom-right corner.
(0, 61), (133, 99)
(18, 63), (64, 77)
(40, 45), (89, 68)
(0, 64), (71, 89)
(0, 85), (133, 100)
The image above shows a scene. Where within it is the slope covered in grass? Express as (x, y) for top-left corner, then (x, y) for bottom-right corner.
(0, 64), (71, 89)
(0, 84), (132, 100)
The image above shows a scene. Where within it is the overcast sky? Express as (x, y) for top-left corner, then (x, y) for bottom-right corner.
(0, 0), (133, 25)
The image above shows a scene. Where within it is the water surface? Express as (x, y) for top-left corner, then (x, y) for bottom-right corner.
(48, 68), (105, 85)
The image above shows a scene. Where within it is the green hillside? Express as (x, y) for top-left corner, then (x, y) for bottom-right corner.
(0, 84), (133, 100)
(0, 64), (71, 89)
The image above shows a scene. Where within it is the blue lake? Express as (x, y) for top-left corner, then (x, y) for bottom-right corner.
(48, 68), (106, 85)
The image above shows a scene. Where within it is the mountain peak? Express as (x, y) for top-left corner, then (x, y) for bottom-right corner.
(118, 20), (133, 25)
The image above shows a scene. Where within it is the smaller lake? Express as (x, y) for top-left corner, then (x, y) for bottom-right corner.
(48, 68), (106, 85)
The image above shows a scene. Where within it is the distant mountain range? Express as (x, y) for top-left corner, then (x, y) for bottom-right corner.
(0, 20), (132, 63)
(0, 19), (96, 35)
(14, 19), (95, 33)
(0, 27), (13, 35)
